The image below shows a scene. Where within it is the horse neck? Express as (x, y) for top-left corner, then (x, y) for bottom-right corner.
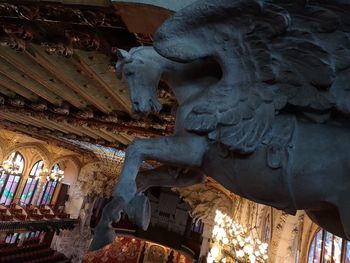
(161, 59), (214, 104)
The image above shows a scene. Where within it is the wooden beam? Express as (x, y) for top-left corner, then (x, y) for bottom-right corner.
(103, 130), (131, 145)
(0, 104), (170, 137)
(82, 125), (120, 143)
(0, 57), (63, 105)
(0, 73), (39, 101)
(74, 50), (132, 113)
(0, 46), (88, 108)
(0, 84), (16, 98)
(27, 45), (121, 113)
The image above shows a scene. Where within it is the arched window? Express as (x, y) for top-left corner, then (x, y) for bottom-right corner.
(37, 163), (61, 206)
(20, 160), (43, 206)
(308, 229), (350, 263)
(0, 152), (24, 205)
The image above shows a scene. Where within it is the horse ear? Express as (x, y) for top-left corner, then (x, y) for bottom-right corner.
(115, 49), (133, 80)
(116, 48), (130, 61)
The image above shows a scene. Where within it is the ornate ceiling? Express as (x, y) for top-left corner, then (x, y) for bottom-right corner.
(0, 1), (175, 155)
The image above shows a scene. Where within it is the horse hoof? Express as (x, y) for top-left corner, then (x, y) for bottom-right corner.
(124, 195), (151, 231)
(89, 227), (116, 251)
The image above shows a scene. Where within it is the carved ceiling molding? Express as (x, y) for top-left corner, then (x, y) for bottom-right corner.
(78, 161), (121, 197)
(0, 103), (173, 136)
(173, 182), (239, 224)
(0, 2), (135, 53)
(0, 2), (124, 27)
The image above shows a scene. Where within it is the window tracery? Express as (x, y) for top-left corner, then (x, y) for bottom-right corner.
(20, 160), (43, 205)
(37, 163), (60, 205)
(308, 229), (350, 263)
(0, 152), (24, 205)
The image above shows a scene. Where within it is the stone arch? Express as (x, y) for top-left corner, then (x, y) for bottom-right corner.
(50, 155), (81, 172)
(50, 155), (81, 187)
(4, 142), (51, 169)
(300, 217), (319, 263)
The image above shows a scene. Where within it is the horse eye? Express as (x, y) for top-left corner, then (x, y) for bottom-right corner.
(125, 72), (135, 76)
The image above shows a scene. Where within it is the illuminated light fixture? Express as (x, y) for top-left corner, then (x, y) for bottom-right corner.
(0, 159), (21, 175)
(39, 168), (65, 182)
(207, 210), (269, 263)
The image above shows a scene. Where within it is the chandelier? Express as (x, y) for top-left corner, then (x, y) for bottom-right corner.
(39, 168), (65, 182)
(0, 159), (21, 175)
(207, 210), (269, 263)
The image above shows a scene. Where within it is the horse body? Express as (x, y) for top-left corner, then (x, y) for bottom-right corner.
(201, 119), (350, 237)
(89, 46), (350, 251)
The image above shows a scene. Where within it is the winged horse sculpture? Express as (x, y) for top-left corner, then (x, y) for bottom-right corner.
(90, 0), (350, 250)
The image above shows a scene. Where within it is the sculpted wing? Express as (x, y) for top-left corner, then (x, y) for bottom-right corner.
(154, 0), (350, 152)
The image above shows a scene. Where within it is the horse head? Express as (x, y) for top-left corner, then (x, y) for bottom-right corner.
(115, 48), (162, 114)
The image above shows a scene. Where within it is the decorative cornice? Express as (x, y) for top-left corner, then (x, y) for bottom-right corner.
(0, 2), (144, 53)
(0, 218), (78, 232)
(0, 95), (174, 134)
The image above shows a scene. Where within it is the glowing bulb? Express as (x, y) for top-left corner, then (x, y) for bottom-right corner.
(249, 254), (256, 263)
(236, 250), (245, 258)
(243, 244), (254, 254)
(210, 246), (220, 258)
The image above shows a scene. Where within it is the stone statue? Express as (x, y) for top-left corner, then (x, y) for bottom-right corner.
(90, 0), (350, 250)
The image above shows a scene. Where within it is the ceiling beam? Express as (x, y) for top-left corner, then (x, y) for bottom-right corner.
(27, 45), (120, 113)
(0, 55), (63, 105)
(0, 104), (169, 137)
(74, 50), (132, 114)
(0, 73), (39, 101)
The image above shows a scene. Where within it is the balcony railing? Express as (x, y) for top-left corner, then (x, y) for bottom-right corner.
(0, 218), (78, 232)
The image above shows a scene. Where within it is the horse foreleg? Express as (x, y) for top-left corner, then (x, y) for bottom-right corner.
(89, 196), (125, 251)
(136, 165), (205, 193)
(115, 135), (208, 203)
(90, 135), (207, 251)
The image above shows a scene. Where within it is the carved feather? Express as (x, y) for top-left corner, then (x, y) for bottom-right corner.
(154, 0), (350, 152)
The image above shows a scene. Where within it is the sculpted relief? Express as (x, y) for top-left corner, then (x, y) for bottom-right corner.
(90, 0), (350, 250)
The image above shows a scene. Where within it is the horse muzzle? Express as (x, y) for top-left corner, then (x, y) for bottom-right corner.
(132, 99), (162, 114)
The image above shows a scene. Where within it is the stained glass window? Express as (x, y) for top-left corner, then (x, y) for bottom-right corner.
(5, 233), (19, 244)
(308, 229), (348, 263)
(20, 160), (43, 206)
(0, 152), (24, 205)
(308, 230), (322, 263)
(37, 163), (60, 205)
(345, 241), (350, 263)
